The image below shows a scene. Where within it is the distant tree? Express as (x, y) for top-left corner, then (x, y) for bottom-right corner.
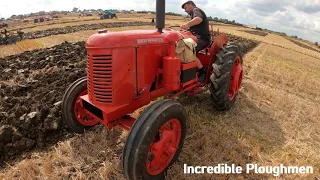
(214, 17), (218, 21)
(315, 42), (318, 46)
(72, 7), (78, 12)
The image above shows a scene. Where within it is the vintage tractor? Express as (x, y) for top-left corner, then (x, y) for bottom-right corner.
(61, 0), (243, 179)
(100, 10), (117, 19)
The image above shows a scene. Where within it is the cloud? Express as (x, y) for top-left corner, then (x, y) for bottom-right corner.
(294, 0), (320, 13)
(266, 11), (295, 24)
(194, 0), (209, 6)
(245, 0), (290, 13)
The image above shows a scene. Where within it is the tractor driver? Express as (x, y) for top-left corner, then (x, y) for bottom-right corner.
(180, 1), (211, 83)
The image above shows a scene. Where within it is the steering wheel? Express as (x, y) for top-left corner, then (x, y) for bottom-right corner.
(167, 25), (189, 33)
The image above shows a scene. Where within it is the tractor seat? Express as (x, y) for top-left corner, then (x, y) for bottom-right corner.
(198, 43), (212, 55)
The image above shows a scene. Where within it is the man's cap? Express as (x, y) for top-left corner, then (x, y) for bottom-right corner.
(181, 1), (196, 9)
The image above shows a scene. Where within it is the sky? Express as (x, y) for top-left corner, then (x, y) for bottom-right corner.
(0, 0), (320, 43)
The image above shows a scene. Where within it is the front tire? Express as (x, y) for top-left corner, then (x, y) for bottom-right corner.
(209, 44), (243, 111)
(61, 77), (99, 133)
(123, 100), (187, 180)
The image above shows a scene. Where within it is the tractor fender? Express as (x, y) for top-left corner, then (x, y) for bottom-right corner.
(209, 33), (228, 64)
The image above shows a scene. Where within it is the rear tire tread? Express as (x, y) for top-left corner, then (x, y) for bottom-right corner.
(210, 43), (243, 111)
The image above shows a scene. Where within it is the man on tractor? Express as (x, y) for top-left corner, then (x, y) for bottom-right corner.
(180, 0), (211, 83)
(17, 29), (24, 41)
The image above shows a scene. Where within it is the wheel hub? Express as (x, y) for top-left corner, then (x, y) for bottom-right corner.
(74, 90), (98, 126)
(228, 56), (243, 100)
(146, 119), (182, 175)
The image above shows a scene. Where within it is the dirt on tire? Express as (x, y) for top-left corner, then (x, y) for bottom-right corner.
(0, 33), (259, 167)
(215, 31), (259, 54)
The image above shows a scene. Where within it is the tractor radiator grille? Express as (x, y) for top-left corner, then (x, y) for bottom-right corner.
(87, 54), (113, 104)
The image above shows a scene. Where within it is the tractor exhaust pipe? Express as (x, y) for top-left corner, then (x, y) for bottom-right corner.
(156, 0), (165, 33)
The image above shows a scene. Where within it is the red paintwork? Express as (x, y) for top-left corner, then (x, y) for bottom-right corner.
(80, 28), (229, 129)
(80, 93), (150, 127)
(180, 62), (198, 88)
(146, 119), (181, 175)
(74, 90), (99, 126)
(188, 87), (199, 96)
(228, 56), (243, 100)
(199, 33), (228, 85)
(162, 56), (181, 91)
(181, 61), (197, 70)
(114, 116), (136, 130)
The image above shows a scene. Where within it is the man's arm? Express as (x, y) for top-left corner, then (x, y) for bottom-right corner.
(181, 17), (203, 30)
(187, 17), (203, 27)
(181, 8), (204, 30)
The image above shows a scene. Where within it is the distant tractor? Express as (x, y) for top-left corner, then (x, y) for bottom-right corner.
(34, 17), (44, 23)
(100, 10), (117, 19)
(0, 23), (8, 29)
(62, 0), (244, 179)
(39, 17), (45, 22)
(0, 32), (18, 45)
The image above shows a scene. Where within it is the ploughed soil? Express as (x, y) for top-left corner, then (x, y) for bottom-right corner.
(286, 38), (320, 53)
(8, 18), (99, 32)
(0, 33), (259, 167)
(0, 22), (153, 45)
(241, 30), (268, 37)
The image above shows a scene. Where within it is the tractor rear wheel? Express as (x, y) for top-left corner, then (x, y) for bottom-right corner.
(123, 99), (187, 180)
(209, 44), (243, 111)
(61, 77), (99, 133)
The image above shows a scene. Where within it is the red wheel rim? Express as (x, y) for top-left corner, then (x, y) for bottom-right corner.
(146, 119), (182, 175)
(228, 56), (243, 100)
(73, 90), (98, 126)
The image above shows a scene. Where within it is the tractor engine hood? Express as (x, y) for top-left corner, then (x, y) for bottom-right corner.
(86, 29), (198, 48)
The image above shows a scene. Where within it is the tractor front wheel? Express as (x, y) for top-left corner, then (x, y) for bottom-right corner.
(61, 77), (99, 133)
(209, 44), (243, 111)
(123, 100), (187, 180)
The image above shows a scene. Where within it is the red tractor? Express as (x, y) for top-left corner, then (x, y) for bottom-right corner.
(62, 0), (243, 179)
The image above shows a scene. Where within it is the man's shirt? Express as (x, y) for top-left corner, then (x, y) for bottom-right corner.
(189, 7), (211, 41)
